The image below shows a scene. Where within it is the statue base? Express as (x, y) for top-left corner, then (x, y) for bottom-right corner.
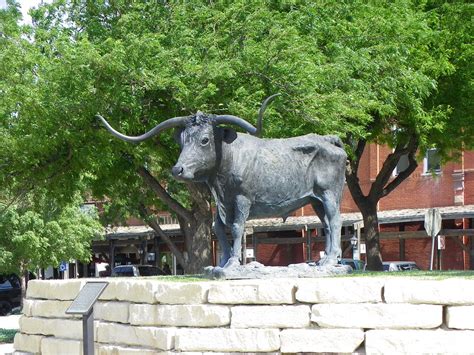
(204, 261), (352, 280)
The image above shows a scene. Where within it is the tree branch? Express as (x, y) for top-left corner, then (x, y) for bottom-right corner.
(138, 204), (185, 268)
(369, 135), (419, 200)
(137, 166), (193, 222)
(345, 138), (368, 206)
(382, 148), (418, 198)
(353, 139), (367, 173)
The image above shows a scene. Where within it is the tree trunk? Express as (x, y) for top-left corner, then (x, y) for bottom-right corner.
(359, 202), (383, 271)
(345, 135), (418, 271)
(181, 183), (213, 274)
(20, 266), (29, 308)
(182, 217), (213, 274)
(137, 166), (213, 274)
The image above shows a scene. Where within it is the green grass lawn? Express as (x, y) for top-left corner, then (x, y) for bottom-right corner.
(0, 329), (17, 344)
(350, 270), (474, 279)
(147, 270), (474, 281)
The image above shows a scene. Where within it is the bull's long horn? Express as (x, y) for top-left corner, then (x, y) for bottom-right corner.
(256, 93), (280, 137)
(96, 114), (189, 143)
(214, 115), (258, 135)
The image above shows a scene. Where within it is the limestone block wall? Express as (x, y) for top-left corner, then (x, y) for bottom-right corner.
(14, 277), (474, 354)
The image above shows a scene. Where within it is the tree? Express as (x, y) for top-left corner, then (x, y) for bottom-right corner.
(0, 2), (102, 288)
(297, 1), (454, 270)
(283, 1), (471, 270)
(0, 192), (102, 298)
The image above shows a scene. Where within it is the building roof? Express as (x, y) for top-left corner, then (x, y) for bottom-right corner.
(105, 204), (474, 238)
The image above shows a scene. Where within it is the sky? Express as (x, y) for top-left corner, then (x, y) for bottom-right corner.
(18, 0), (46, 24)
(12, 0), (51, 24)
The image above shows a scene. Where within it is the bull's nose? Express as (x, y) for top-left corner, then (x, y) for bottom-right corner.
(172, 165), (184, 177)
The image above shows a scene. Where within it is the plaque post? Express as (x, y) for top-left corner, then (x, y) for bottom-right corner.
(66, 281), (108, 355)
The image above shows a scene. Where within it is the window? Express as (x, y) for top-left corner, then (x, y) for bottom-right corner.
(394, 153), (410, 176)
(423, 148), (441, 174)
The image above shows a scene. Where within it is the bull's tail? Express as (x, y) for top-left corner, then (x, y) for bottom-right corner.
(324, 135), (344, 148)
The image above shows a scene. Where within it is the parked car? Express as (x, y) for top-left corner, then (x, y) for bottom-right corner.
(111, 265), (165, 277)
(383, 261), (420, 272)
(306, 258), (365, 271)
(0, 274), (21, 316)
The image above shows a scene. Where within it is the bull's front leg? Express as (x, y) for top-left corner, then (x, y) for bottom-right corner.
(214, 213), (231, 267)
(224, 195), (251, 269)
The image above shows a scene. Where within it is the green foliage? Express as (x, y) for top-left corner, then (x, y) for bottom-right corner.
(424, 1), (473, 154)
(0, 193), (103, 275)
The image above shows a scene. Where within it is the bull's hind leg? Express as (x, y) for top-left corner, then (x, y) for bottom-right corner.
(310, 199), (331, 256)
(311, 192), (342, 266)
(322, 190), (342, 265)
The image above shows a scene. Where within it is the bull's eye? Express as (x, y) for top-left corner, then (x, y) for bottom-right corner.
(200, 137), (210, 146)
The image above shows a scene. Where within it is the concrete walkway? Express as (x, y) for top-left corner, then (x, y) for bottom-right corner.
(0, 314), (20, 355)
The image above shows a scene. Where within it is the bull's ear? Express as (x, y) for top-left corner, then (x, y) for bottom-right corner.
(222, 127), (237, 143)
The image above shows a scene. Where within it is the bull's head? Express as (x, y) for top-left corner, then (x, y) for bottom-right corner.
(97, 111), (256, 182)
(97, 94), (279, 182)
(171, 112), (245, 181)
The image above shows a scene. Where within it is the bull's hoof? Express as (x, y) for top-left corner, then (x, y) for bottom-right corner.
(204, 257), (243, 280)
(204, 265), (226, 279)
(218, 254), (232, 268)
(317, 256), (338, 267)
(223, 257), (241, 269)
(212, 266), (226, 279)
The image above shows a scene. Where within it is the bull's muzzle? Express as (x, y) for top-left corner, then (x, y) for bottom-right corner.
(171, 165), (184, 177)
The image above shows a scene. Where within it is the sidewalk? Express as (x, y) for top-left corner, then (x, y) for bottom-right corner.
(0, 342), (14, 354)
(0, 314), (20, 330)
(0, 314), (20, 355)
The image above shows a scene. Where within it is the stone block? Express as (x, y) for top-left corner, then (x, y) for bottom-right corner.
(384, 279), (474, 305)
(446, 305), (474, 330)
(231, 305), (310, 328)
(13, 333), (43, 354)
(129, 304), (230, 327)
(99, 279), (159, 304)
(97, 344), (164, 355)
(21, 299), (33, 317)
(311, 303), (442, 329)
(22, 299), (77, 319)
(207, 279), (295, 304)
(296, 277), (384, 303)
(20, 316), (83, 339)
(95, 301), (130, 323)
(41, 337), (82, 355)
(26, 279), (85, 300)
(175, 328), (280, 352)
(366, 329), (474, 354)
(96, 322), (175, 350)
(280, 328), (364, 353)
(155, 282), (213, 304)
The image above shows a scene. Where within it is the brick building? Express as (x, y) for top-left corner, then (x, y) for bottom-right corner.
(91, 144), (474, 274)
